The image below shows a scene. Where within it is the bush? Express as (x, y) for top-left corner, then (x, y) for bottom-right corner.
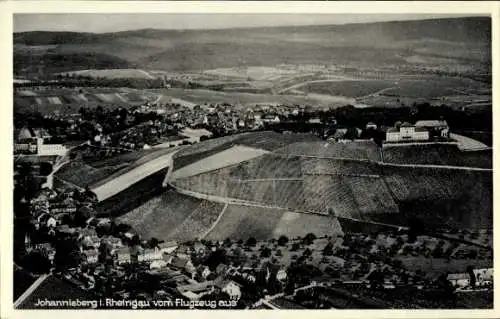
(302, 233), (317, 245)
(290, 242), (301, 251)
(278, 235), (289, 246)
(246, 237), (257, 247)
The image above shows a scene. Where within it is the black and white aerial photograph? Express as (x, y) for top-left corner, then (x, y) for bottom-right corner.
(10, 6), (494, 312)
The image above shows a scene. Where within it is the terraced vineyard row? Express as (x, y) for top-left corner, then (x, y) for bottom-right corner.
(204, 204), (343, 241)
(302, 175), (360, 218)
(117, 189), (202, 240)
(300, 157), (381, 176)
(276, 140), (381, 161)
(166, 200), (226, 242)
(382, 144), (492, 168)
(229, 154), (303, 179)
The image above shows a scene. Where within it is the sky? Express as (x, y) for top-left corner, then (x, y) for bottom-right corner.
(13, 13), (482, 33)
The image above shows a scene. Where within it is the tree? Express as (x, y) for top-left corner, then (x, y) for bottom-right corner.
(21, 251), (51, 274)
(290, 242), (301, 251)
(302, 248), (312, 258)
(277, 235), (289, 246)
(246, 237), (257, 247)
(323, 242), (334, 256)
(260, 247), (272, 258)
(54, 237), (83, 271)
(466, 265), (476, 287)
(148, 237), (159, 249)
(302, 233), (317, 246)
(223, 238), (232, 247)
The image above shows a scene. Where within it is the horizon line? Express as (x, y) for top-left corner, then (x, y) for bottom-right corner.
(13, 14), (489, 34)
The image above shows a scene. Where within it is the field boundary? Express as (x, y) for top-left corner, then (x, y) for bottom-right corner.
(200, 203), (229, 240)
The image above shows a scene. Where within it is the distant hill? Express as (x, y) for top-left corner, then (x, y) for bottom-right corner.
(14, 17), (491, 75)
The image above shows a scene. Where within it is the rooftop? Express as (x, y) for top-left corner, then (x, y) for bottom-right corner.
(415, 120), (448, 128)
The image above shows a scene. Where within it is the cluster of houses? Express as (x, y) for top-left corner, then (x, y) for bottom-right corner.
(447, 268), (493, 289)
(14, 127), (68, 156)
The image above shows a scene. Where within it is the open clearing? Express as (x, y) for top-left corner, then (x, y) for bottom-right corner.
(294, 80), (395, 98)
(61, 68), (156, 79)
(150, 88), (351, 108)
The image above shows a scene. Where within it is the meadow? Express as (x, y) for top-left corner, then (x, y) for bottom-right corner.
(296, 80), (395, 98)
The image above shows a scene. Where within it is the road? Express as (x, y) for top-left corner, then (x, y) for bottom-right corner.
(151, 94), (163, 105)
(137, 69), (155, 80)
(14, 273), (50, 308)
(276, 77), (357, 95)
(92, 150), (178, 201)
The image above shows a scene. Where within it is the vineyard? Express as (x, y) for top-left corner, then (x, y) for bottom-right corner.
(165, 200), (225, 242)
(204, 204), (344, 241)
(203, 205), (288, 241)
(383, 166), (492, 228)
(275, 140), (381, 161)
(382, 144), (492, 168)
(346, 177), (399, 217)
(117, 189), (204, 241)
(300, 157), (381, 176)
(229, 154), (303, 179)
(302, 175), (360, 218)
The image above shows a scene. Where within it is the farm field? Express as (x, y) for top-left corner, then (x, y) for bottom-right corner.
(14, 87), (155, 115)
(295, 80), (394, 98)
(203, 66), (302, 81)
(61, 68), (155, 79)
(379, 78), (485, 99)
(149, 88), (351, 108)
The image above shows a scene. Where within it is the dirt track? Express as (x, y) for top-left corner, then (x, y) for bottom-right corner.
(92, 151), (177, 201)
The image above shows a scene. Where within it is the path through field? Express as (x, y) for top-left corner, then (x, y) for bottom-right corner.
(276, 77), (357, 95)
(137, 69), (155, 80)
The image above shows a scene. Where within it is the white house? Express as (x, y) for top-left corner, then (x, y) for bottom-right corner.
(473, 268), (493, 286)
(158, 241), (178, 254)
(447, 273), (470, 287)
(415, 120), (450, 138)
(150, 259), (168, 270)
(84, 249), (99, 264)
(116, 248), (131, 264)
(36, 138), (68, 156)
(276, 268), (287, 282)
(197, 265), (212, 280)
(386, 122), (429, 143)
(139, 248), (164, 262)
(216, 280), (242, 300)
(262, 115), (280, 124)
